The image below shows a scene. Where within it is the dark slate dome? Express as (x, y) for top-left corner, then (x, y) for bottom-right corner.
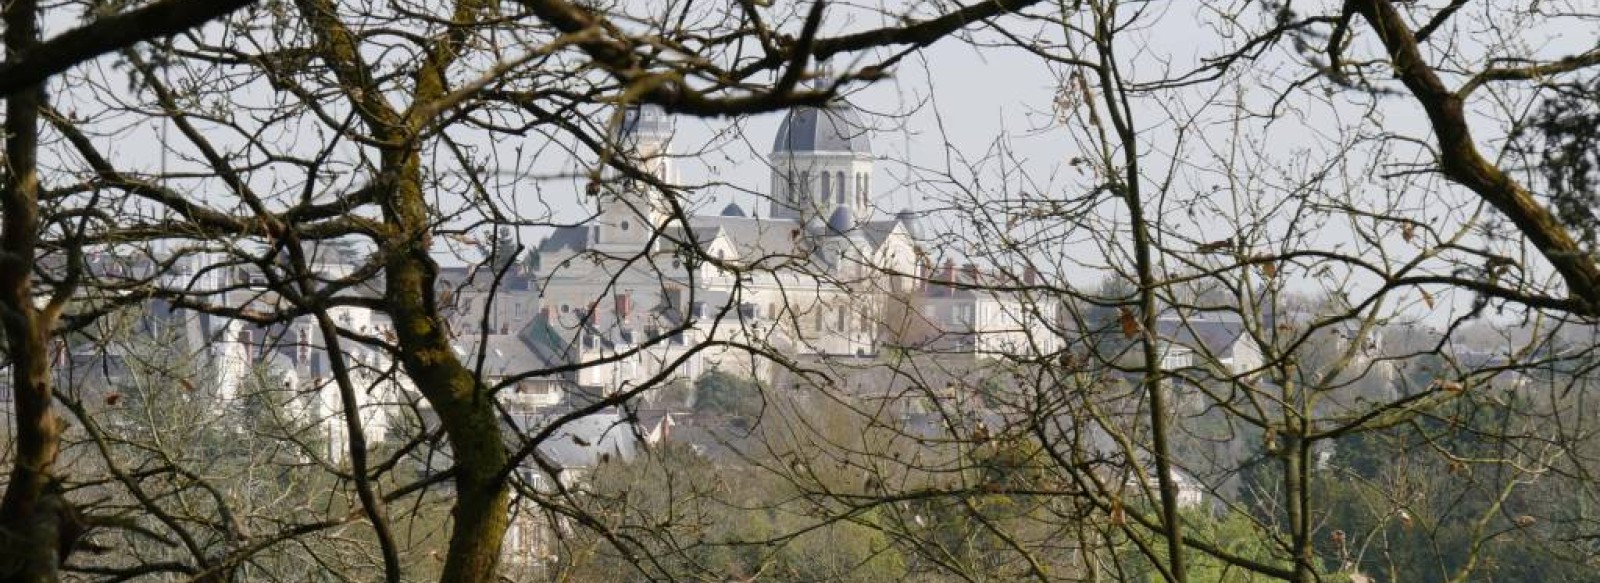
(720, 202), (746, 217)
(772, 103), (872, 155)
(615, 104), (672, 140)
(826, 204), (857, 234)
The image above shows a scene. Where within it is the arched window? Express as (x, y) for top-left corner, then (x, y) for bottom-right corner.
(800, 171), (811, 201)
(821, 170), (831, 203)
(836, 171), (846, 204)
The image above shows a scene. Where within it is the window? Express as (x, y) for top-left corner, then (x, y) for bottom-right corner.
(957, 305), (976, 327)
(836, 306), (847, 331)
(620, 220), (631, 231)
(561, 304), (571, 313)
(821, 172), (831, 203)
(836, 171), (846, 204)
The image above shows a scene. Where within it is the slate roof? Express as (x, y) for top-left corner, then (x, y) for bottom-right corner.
(859, 220), (902, 248)
(1154, 312), (1247, 358)
(894, 208), (926, 240)
(532, 410), (641, 470)
(536, 226), (592, 253)
(521, 316), (579, 365)
(683, 215), (809, 261)
(457, 334), (555, 379)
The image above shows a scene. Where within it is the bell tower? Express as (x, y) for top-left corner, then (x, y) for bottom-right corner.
(769, 97), (875, 222)
(595, 104), (674, 254)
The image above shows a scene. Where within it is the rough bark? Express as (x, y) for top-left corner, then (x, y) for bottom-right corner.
(0, 0), (65, 579)
(1353, 0), (1600, 313)
(383, 149), (512, 582)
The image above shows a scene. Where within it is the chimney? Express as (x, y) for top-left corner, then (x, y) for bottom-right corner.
(1024, 266), (1038, 285)
(615, 294), (632, 321)
(962, 263), (979, 285)
(939, 260), (957, 297)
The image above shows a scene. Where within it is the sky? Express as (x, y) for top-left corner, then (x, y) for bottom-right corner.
(38, 0), (1600, 330)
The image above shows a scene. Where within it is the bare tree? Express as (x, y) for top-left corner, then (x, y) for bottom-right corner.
(8, 1), (1600, 582)
(5, 0), (1048, 581)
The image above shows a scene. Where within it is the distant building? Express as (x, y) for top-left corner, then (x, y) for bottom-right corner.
(1150, 310), (1263, 376)
(524, 100), (1061, 394)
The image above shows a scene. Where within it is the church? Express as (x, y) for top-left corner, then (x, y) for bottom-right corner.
(520, 97), (1060, 393)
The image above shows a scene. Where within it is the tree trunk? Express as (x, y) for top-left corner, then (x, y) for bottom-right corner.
(384, 150), (511, 582)
(0, 0), (66, 579)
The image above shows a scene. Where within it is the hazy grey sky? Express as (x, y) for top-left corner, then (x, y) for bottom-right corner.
(45, 0), (1598, 327)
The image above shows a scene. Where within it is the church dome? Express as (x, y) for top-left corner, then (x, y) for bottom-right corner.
(720, 202), (746, 217)
(826, 204), (857, 235)
(772, 103), (872, 155)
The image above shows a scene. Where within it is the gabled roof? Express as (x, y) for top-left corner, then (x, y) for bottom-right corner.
(531, 411), (641, 470)
(457, 334), (555, 379)
(860, 219), (904, 248)
(683, 215), (810, 263)
(537, 226), (592, 253)
(1155, 312), (1247, 359)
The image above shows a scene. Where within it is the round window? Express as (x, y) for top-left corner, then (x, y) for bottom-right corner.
(560, 304), (571, 313)
(620, 220), (631, 231)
